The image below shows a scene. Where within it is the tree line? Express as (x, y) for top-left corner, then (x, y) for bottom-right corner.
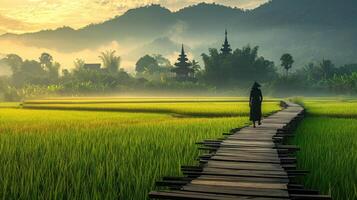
(1, 44), (357, 101)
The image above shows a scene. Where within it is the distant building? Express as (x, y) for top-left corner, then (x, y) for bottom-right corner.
(220, 29), (232, 55)
(83, 63), (101, 71)
(172, 44), (194, 81)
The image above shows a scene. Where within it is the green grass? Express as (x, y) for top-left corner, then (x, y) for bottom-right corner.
(0, 98), (280, 199)
(292, 100), (357, 200)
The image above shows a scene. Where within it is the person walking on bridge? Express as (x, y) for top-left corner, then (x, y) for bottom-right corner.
(249, 82), (263, 128)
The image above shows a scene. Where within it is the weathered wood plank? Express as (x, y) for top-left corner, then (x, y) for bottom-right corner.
(213, 152), (280, 159)
(196, 175), (289, 183)
(190, 179), (288, 190)
(222, 140), (275, 146)
(182, 184), (290, 198)
(205, 161), (285, 171)
(198, 169), (288, 179)
(203, 168), (288, 177)
(149, 191), (289, 200)
(209, 155), (283, 163)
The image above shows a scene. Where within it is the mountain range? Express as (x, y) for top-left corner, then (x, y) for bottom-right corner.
(1, 0), (357, 69)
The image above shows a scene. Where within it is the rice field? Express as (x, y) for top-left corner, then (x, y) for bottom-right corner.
(22, 101), (279, 117)
(0, 98), (280, 199)
(303, 100), (357, 118)
(292, 99), (357, 200)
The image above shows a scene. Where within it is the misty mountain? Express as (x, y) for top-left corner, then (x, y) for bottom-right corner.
(250, 0), (357, 27)
(127, 37), (181, 61)
(1, 0), (357, 68)
(0, 55), (11, 76)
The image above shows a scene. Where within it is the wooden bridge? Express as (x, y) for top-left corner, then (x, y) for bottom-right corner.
(149, 102), (331, 200)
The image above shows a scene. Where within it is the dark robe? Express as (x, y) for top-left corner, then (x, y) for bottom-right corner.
(249, 88), (263, 121)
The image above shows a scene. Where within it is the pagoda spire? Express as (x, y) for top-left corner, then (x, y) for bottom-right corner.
(172, 44), (193, 81)
(177, 44), (189, 64)
(221, 29), (232, 55)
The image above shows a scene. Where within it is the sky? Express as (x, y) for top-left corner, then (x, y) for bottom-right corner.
(0, 0), (267, 35)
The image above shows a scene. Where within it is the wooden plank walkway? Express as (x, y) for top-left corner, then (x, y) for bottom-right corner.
(149, 101), (332, 200)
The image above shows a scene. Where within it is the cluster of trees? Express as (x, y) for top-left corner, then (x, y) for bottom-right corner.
(135, 54), (173, 81)
(0, 53), (61, 100)
(0, 51), (133, 100)
(4, 53), (60, 87)
(273, 57), (357, 95)
(60, 51), (133, 93)
(202, 46), (276, 88)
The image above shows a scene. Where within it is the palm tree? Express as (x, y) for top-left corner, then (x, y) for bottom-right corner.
(319, 59), (335, 80)
(39, 52), (53, 70)
(280, 53), (294, 77)
(74, 58), (85, 70)
(99, 50), (121, 73)
(191, 60), (201, 73)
